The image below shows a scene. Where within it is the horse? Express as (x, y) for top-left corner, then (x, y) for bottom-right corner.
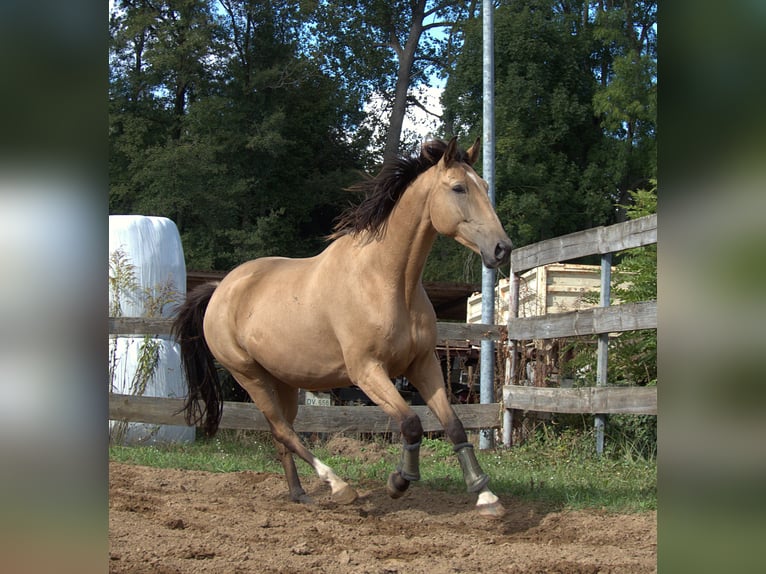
(173, 137), (512, 517)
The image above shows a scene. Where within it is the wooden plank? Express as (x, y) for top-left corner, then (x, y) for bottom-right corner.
(109, 394), (502, 433)
(109, 394), (195, 426)
(109, 317), (506, 342)
(511, 214), (657, 273)
(507, 300), (656, 340)
(109, 317), (174, 336)
(502, 385), (657, 415)
(436, 322), (505, 341)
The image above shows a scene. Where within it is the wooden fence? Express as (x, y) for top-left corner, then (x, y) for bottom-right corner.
(108, 319), (505, 434)
(108, 214), (656, 446)
(503, 214), (657, 449)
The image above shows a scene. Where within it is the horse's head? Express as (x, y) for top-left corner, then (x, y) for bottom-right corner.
(426, 137), (512, 269)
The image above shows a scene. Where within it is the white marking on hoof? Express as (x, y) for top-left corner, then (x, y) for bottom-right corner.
(476, 488), (505, 518)
(313, 459), (357, 503)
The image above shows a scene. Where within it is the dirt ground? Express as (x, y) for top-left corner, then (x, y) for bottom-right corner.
(109, 440), (656, 574)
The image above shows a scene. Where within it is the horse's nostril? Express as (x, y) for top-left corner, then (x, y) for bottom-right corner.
(494, 241), (512, 262)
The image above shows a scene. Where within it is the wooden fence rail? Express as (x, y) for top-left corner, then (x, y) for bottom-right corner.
(506, 300), (656, 340)
(109, 317), (506, 343)
(109, 394), (501, 433)
(510, 214), (657, 273)
(503, 386), (656, 416)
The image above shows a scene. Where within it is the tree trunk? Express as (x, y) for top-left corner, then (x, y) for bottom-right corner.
(383, 0), (427, 160)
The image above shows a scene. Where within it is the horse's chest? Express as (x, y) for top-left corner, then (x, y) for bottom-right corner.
(369, 315), (433, 371)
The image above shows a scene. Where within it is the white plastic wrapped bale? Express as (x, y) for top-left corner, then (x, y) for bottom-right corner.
(108, 215), (195, 444)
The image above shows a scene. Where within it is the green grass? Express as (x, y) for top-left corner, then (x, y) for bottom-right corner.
(479, 430), (657, 512)
(109, 429), (656, 513)
(110, 431), (285, 474)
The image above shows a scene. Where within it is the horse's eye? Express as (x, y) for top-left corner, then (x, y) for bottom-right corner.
(452, 184), (467, 194)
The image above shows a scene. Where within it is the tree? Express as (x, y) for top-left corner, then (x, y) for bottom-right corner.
(109, 0), (365, 270)
(109, 0), (233, 267)
(591, 0), (657, 219)
(308, 0), (476, 161)
(441, 0), (656, 247)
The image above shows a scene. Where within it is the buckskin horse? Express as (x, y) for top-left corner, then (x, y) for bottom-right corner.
(173, 137), (512, 517)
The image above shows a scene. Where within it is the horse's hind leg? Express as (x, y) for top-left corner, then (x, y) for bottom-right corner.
(272, 384), (311, 504)
(231, 368), (358, 505)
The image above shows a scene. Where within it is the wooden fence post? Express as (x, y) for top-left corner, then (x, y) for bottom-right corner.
(503, 271), (520, 447)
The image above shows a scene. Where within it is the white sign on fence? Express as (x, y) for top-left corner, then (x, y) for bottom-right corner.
(304, 391), (332, 406)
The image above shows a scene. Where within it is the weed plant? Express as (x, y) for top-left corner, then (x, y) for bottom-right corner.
(109, 247), (183, 444)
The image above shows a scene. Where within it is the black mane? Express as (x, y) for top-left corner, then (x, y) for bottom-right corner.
(330, 139), (471, 240)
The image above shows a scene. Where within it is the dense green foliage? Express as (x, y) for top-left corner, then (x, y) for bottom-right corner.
(442, 0), (656, 248)
(109, 0), (369, 270)
(611, 183), (658, 384)
(109, 0), (656, 280)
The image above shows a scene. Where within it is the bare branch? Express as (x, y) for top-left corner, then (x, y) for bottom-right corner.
(407, 94), (442, 119)
(422, 21), (453, 32)
(423, 0), (460, 19)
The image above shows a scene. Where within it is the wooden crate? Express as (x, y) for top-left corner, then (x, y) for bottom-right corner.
(466, 264), (610, 324)
(465, 278), (511, 324)
(519, 263), (604, 317)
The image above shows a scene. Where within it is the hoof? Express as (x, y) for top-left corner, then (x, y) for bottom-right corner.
(332, 484), (358, 505)
(477, 500), (506, 519)
(290, 488), (313, 504)
(295, 493), (314, 505)
(386, 471), (410, 499)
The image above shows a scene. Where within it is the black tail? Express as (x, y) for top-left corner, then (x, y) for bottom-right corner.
(172, 282), (223, 437)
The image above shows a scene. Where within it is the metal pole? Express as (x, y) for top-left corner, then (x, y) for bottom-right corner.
(479, 0), (495, 450)
(595, 253), (612, 455)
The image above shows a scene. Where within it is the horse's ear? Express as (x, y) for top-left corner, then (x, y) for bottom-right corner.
(466, 137), (481, 165)
(441, 136), (459, 167)
(421, 140), (440, 163)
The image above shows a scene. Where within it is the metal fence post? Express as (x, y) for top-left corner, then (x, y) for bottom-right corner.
(479, 0), (496, 450)
(595, 252), (612, 455)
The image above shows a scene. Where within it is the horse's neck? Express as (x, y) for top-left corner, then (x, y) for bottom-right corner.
(361, 181), (436, 301)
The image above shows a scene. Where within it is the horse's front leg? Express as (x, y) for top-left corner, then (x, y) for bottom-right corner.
(352, 363), (424, 498)
(387, 413), (423, 498)
(406, 353), (506, 518)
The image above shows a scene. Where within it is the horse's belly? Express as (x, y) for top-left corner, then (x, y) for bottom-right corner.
(256, 349), (352, 391)
(243, 314), (353, 390)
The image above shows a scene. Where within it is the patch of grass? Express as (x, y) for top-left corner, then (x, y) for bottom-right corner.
(110, 430), (283, 474)
(481, 430), (657, 513)
(109, 429), (655, 513)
